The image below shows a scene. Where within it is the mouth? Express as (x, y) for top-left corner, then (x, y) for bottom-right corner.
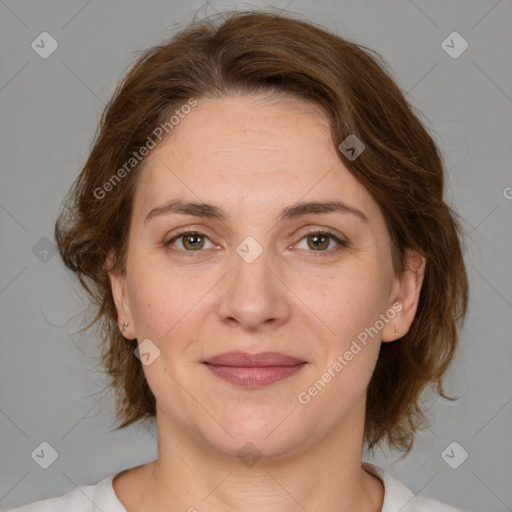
(201, 351), (307, 388)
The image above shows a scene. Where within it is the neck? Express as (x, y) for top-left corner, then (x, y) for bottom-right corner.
(131, 402), (384, 512)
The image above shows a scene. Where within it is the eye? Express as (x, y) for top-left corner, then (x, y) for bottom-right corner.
(294, 230), (346, 253)
(163, 229), (347, 254)
(164, 231), (217, 251)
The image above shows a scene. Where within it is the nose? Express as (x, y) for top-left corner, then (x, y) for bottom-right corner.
(216, 240), (292, 331)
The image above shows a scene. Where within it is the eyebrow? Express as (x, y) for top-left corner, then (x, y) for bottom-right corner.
(144, 199), (369, 225)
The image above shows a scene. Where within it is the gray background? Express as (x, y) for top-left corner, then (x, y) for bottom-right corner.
(1, 0), (511, 510)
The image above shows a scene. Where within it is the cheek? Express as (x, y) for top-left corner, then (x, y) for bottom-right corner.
(299, 262), (390, 339)
(127, 262), (213, 343)
(303, 272), (385, 391)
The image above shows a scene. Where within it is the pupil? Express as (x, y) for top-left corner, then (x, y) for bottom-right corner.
(186, 234), (203, 249)
(309, 233), (328, 250)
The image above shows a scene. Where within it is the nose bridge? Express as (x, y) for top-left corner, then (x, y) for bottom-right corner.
(234, 234), (274, 290)
(217, 234), (290, 328)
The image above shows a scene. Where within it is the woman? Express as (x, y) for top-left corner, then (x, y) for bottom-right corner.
(6, 10), (469, 512)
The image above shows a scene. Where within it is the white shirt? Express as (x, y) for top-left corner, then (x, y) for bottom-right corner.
(2, 462), (468, 511)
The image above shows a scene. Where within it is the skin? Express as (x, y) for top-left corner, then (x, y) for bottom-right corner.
(107, 93), (426, 512)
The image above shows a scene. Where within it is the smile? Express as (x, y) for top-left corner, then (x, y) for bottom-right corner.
(201, 351), (307, 388)
(203, 363), (307, 387)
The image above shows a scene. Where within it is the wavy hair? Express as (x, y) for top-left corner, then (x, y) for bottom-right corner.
(55, 10), (469, 455)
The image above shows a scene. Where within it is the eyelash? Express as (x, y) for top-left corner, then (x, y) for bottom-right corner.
(163, 228), (347, 256)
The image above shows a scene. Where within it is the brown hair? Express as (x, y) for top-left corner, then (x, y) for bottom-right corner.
(55, 10), (469, 455)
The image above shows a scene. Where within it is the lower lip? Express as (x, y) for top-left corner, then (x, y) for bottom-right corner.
(203, 363), (306, 387)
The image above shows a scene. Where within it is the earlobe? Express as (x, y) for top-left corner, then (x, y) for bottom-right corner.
(382, 249), (426, 342)
(106, 250), (135, 339)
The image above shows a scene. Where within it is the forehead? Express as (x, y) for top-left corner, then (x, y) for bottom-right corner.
(131, 94), (379, 223)
(154, 94), (333, 165)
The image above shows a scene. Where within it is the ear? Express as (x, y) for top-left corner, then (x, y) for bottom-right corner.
(382, 249), (426, 342)
(106, 250), (136, 340)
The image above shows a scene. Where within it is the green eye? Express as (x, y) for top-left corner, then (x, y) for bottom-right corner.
(164, 232), (214, 251)
(295, 231), (346, 253)
(306, 232), (331, 250)
(164, 230), (346, 254)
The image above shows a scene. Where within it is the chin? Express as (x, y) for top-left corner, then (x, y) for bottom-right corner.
(195, 406), (315, 463)
(203, 428), (307, 464)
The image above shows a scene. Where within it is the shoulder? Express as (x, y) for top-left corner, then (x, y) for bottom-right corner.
(1, 472), (126, 512)
(362, 462), (468, 512)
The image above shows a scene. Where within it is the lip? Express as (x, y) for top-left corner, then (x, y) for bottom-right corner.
(202, 351), (307, 388)
(203, 351), (305, 367)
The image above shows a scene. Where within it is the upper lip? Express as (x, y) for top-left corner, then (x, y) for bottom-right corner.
(202, 351), (306, 367)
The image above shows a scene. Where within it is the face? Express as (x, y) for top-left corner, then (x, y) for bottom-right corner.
(109, 94), (424, 459)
